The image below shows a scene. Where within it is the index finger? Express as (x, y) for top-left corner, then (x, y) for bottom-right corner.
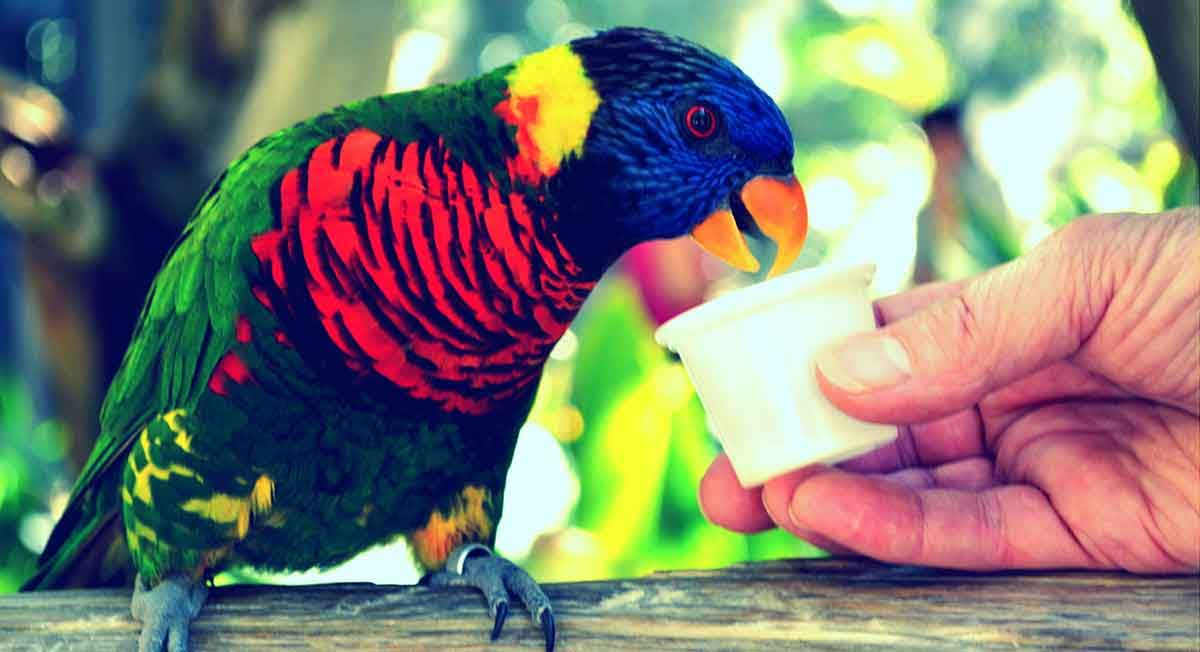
(874, 279), (969, 326)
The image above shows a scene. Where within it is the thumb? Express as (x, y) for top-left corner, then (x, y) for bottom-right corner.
(814, 220), (1112, 424)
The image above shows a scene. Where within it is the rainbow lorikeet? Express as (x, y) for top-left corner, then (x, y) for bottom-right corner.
(23, 27), (807, 652)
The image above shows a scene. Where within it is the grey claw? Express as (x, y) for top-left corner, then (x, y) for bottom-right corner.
(139, 620), (167, 652)
(168, 622), (190, 652)
(490, 600), (509, 641)
(541, 608), (556, 652)
(131, 574), (207, 652)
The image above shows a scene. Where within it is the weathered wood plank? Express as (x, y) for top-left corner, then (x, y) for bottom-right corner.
(1, 559), (1197, 651)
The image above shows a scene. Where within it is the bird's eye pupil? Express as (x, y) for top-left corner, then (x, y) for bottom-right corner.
(685, 105), (717, 139)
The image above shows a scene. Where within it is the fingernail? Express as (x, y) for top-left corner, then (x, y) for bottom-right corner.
(787, 466), (837, 528)
(760, 477), (796, 527)
(787, 488), (807, 529)
(763, 465), (822, 528)
(815, 335), (911, 392)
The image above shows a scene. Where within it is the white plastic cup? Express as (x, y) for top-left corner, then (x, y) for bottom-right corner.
(655, 263), (897, 488)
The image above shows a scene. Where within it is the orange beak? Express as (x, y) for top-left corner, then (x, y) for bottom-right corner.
(690, 175), (809, 278)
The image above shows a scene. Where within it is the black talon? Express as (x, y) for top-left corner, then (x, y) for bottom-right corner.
(541, 609), (556, 652)
(490, 600), (509, 641)
(429, 544), (555, 648)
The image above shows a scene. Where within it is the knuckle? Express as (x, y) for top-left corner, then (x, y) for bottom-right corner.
(934, 291), (989, 381)
(948, 293), (982, 349)
(896, 284), (994, 396)
(909, 491), (931, 562)
(976, 491), (1011, 567)
(1052, 212), (1123, 253)
(1054, 213), (1102, 246)
(894, 428), (924, 469)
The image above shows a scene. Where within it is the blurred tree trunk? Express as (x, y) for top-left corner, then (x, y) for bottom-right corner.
(221, 0), (401, 158)
(29, 0), (295, 469)
(20, 0), (407, 473)
(1131, 0), (1200, 157)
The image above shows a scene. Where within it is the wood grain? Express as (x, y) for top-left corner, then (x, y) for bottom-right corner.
(1, 558), (1197, 651)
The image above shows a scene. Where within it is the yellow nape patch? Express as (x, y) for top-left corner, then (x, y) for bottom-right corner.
(503, 44), (600, 177)
(409, 486), (493, 570)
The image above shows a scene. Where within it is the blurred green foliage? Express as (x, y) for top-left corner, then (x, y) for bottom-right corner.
(2, 0), (1196, 591)
(0, 374), (67, 593)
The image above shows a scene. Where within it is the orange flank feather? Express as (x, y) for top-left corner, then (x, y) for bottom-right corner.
(409, 486), (494, 570)
(494, 96), (547, 185)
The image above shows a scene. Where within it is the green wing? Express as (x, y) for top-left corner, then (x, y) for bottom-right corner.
(23, 127), (306, 588)
(23, 167), (250, 588)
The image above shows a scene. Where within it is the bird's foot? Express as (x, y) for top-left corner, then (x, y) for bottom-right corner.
(131, 573), (208, 652)
(421, 543), (555, 651)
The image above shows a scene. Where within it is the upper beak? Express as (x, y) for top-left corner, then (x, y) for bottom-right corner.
(690, 175), (808, 278)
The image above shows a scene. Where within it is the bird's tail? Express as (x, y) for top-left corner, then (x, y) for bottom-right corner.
(21, 500), (133, 590)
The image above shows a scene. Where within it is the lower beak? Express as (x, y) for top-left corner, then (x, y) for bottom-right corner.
(690, 175), (809, 278)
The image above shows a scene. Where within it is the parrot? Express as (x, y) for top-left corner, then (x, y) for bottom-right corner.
(22, 26), (807, 652)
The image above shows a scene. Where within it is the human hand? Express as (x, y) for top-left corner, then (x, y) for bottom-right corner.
(699, 208), (1200, 573)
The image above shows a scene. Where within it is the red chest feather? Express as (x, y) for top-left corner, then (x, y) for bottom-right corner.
(247, 129), (593, 414)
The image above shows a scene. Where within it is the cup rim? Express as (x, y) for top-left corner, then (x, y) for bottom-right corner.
(655, 261), (876, 349)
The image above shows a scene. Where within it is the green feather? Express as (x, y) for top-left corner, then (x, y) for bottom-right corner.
(174, 254), (203, 315)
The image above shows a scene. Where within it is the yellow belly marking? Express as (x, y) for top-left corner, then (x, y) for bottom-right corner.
(164, 408), (193, 452)
(129, 425), (199, 505)
(180, 473), (275, 539)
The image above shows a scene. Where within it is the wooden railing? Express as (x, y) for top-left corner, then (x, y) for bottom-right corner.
(3, 558), (1197, 650)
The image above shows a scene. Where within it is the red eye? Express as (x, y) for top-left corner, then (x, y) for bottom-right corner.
(685, 104), (718, 139)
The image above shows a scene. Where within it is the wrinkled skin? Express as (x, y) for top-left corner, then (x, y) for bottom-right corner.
(701, 208), (1200, 573)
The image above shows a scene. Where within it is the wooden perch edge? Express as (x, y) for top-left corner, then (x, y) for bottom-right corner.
(2, 558), (1197, 651)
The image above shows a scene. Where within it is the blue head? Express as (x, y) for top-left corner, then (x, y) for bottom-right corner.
(552, 27), (807, 277)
